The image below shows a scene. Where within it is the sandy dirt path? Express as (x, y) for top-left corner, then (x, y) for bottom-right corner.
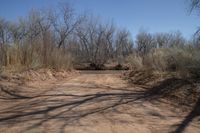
(0, 71), (199, 133)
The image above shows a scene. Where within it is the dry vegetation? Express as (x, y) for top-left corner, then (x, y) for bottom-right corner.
(0, 4), (133, 72)
(0, 2), (200, 104)
(0, 1), (200, 132)
(0, 1), (199, 101)
(0, 3), (199, 72)
(126, 31), (200, 108)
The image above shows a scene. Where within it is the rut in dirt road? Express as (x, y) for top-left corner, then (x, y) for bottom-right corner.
(0, 71), (199, 133)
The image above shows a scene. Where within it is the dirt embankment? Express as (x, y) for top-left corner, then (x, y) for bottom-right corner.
(0, 69), (79, 99)
(124, 69), (200, 109)
(0, 69), (78, 84)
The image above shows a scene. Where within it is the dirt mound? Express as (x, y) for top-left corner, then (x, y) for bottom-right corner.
(0, 69), (78, 85)
(126, 69), (200, 110)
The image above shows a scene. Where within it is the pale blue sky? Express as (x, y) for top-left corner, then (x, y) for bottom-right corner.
(0, 0), (199, 39)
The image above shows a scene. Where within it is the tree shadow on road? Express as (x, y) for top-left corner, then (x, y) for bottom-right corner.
(131, 75), (200, 133)
(171, 97), (200, 133)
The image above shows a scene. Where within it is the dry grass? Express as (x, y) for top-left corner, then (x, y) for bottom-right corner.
(0, 44), (73, 73)
(0, 68), (78, 87)
(127, 46), (200, 76)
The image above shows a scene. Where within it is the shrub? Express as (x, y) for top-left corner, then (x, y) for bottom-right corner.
(129, 45), (200, 77)
(126, 53), (143, 69)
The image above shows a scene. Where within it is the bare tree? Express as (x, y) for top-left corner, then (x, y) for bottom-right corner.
(29, 10), (53, 66)
(136, 31), (156, 56)
(154, 33), (171, 48)
(190, 0), (200, 12)
(189, 0), (200, 42)
(50, 3), (83, 48)
(0, 18), (11, 67)
(168, 31), (186, 48)
(115, 29), (133, 64)
(154, 32), (185, 48)
(76, 16), (116, 69)
(193, 32), (200, 46)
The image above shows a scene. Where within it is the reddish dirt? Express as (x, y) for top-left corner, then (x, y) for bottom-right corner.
(0, 70), (199, 133)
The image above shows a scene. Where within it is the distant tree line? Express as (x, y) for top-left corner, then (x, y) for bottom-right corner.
(0, 2), (199, 71)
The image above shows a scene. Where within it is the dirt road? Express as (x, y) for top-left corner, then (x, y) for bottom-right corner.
(0, 71), (199, 133)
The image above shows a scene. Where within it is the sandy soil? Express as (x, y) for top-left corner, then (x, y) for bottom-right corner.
(0, 70), (199, 133)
